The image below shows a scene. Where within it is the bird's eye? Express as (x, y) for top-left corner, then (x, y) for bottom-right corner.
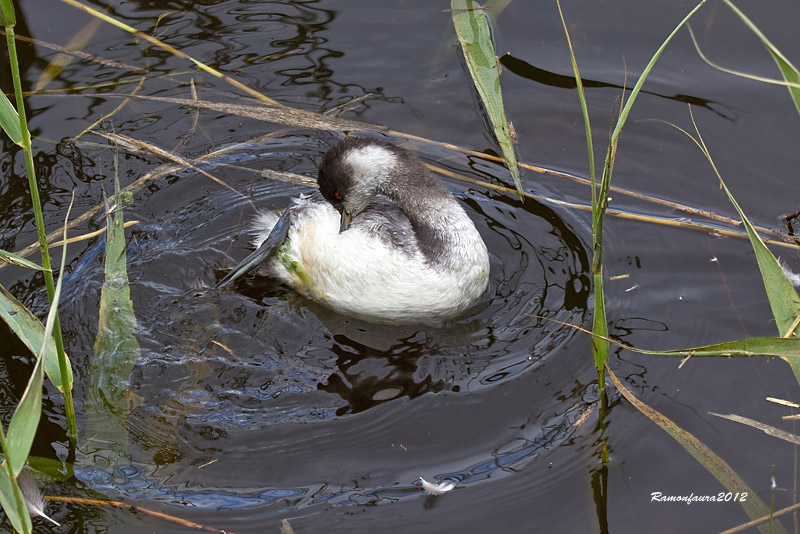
(334, 191), (341, 200)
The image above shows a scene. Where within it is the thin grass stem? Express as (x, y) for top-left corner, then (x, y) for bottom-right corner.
(3, 8), (77, 439)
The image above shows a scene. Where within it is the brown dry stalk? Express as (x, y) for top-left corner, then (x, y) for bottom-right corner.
(45, 495), (233, 533)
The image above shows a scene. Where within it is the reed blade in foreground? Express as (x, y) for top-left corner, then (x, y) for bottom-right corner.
(451, 0), (521, 196)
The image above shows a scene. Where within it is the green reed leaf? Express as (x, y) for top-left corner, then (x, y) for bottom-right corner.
(0, 249), (45, 271)
(451, 0), (521, 196)
(635, 336), (800, 386)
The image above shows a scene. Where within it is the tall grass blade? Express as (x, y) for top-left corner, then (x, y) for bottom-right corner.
(556, 0), (595, 192)
(558, 0), (706, 388)
(3, 0), (77, 437)
(451, 0), (521, 196)
(0, 90), (21, 144)
(0, 285), (73, 392)
(610, 0), (707, 144)
(607, 367), (785, 534)
(556, 0), (608, 379)
(720, 0), (800, 116)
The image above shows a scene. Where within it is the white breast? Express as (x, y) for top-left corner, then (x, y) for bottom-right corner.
(254, 195), (489, 322)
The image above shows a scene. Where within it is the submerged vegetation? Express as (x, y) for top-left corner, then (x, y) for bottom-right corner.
(0, 0), (798, 532)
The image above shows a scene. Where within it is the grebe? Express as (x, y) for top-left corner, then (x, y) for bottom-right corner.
(218, 138), (489, 322)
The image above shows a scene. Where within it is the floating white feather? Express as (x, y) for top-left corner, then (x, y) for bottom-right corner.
(18, 471), (61, 527)
(419, 477), (456, 496)
(780, 259), (800, 287)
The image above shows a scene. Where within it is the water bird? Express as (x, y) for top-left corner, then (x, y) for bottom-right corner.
(218, 138), (490, 322)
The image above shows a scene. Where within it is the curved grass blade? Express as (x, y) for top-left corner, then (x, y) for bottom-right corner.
(6, 350), (45, 477)
(0, 89), (22, 144)
(451, 0), (521, 196)
(608, 367), (785, 534)
(684, 112), (800, 380)
(687, 27), (800, 95)
(6, 194), (74, 477)
(720, 0), (800, 116)
(610, 0), (707, 145)
(710, 413), (800, 446)
(0, 285), (73, 392)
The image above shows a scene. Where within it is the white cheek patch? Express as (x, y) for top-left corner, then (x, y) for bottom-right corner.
(343, 144), (398, 186)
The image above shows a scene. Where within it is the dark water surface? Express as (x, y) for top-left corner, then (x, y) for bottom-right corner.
(2, 1), (800, 532)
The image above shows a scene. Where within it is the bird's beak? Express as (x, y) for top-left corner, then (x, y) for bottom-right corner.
(339, 210), (351, 233)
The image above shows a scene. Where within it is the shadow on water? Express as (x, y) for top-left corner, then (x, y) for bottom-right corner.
(499, 53), (739, 121)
